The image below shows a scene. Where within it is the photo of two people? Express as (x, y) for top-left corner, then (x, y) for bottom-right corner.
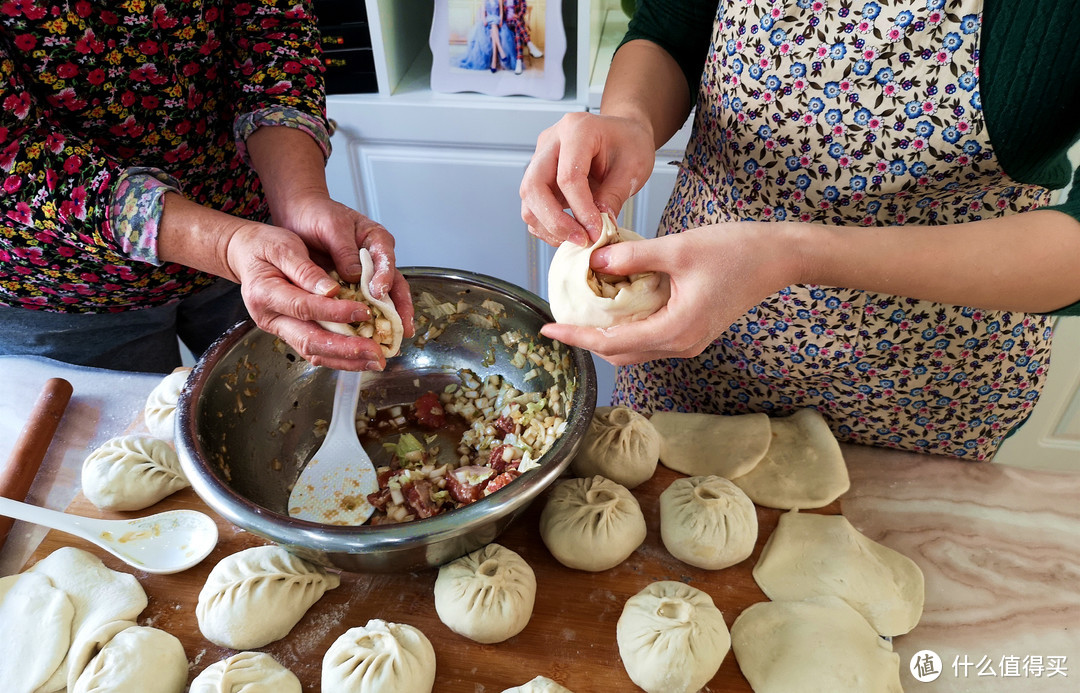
(456, 0), (544, 76)
(430, 0), (565, 99)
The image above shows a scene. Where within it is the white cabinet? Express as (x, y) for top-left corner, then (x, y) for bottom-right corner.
(323, 1), (663, 404)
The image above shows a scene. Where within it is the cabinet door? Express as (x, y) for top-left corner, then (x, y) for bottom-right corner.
(351, 143), (550, 294)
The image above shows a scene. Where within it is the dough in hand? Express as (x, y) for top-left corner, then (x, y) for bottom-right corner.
(547, 213), (670, 328)
(616, 581), (730, 693)
(81, 435), (190, 511)
(660, 475), (758, 570)
(570, 406), (660, 489)
(434, 543), (536, 643)
(0, 571), (74, 692)
(322, 619), (436, 693)
(730, 407), (849, 509)
(317, 248), (405, 357)
(753, 510), (924, 636)
(144, 368), (192, 440)
(539, 476), (646, 572)
(651, 411), (771, 479)
(72, 625), (187, 693)
(501, 675), (574, 692)
(731, 596), (903, 693)
(27, 547), (148, 692)
(196, 545), (341, 649)
(190, 651), (302, 693)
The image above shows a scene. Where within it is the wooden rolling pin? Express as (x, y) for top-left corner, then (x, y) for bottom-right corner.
(0, 377), (74, 548)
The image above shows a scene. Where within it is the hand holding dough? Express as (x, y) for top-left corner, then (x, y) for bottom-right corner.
(547, 213), (670, 328)
(753, 510), (924, 635)
(318, 248), (405, 357)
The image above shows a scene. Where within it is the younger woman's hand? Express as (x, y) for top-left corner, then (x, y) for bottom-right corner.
(539, 222), (808, 366)
(520, 111), (656, 247)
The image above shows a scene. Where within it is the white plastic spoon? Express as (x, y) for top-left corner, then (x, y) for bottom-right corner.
(0, 496), (218, 574)
(288, 369), (378, 525)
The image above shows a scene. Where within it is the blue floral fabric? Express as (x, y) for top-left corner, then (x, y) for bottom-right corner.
(614, 0), (1055, 460)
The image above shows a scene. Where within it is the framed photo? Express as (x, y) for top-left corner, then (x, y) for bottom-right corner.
(430, 0), (566, 100)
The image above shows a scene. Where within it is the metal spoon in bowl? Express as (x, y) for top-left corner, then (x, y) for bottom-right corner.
(0, 496), (218, 575)
(288, 369), (378, 525)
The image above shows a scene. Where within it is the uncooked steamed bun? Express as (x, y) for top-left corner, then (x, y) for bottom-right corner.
(570, 406), (660, 489)
(660, 475), (758, 570)
(190, 651), (302, 693)
(547, 213), (670, 328)
(196, 545), (340, 649)
(434, 543), (536, 643)
(616, 581), (730, 693)
(539, 476), (646, 571)
(501, 675), (574, 692)
(81, 435), (190, 511)
(322, 619), (436, 693)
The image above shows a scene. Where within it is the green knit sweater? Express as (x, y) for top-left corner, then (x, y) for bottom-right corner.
(623, 0), (1080, 315)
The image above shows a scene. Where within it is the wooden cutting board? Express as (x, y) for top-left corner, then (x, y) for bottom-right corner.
(25, 467), (841, 692)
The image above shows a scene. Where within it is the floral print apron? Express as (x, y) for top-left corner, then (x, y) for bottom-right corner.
(614, 0), (1056, 460)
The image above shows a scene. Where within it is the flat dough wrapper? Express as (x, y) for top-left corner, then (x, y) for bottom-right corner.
(730, 407), (849, 509)
(0, 572), (74, 692)
(731, 596), (903, 693)
(547, 213), (670, 328)
(753, 511), (925, 636)
(651, 411), (770, 479)
(27, 547), (148, 692)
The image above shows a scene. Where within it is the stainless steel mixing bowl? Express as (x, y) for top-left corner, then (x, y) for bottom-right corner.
(175, 268), (596, 573)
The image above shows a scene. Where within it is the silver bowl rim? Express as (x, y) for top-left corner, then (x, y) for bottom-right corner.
(176, 267), (597, 554)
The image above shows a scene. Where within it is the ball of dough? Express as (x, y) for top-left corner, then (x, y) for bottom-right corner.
(81, 435), (190, 511)
(659, 475), (758, 570)
(190, 651), (302, 693)
(434, 543), (536, 643)
(539, 476), (646, 571)
(616, 581), (731, 693)
(322, 619), (436, 693)
(72, 626), (188, 693)
(501, 675), (574, 692)
(196, 545), (340, 649)
(731, 597), (903, 693)
(144, 368), (191, 440)
(547, 213), (670, 328)
(570, 406), (660, 489)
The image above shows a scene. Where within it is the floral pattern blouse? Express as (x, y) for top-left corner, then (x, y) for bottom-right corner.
(0, 0), (331, 312)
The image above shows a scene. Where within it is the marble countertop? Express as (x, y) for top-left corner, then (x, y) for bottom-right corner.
(1, 355), (1077, 691)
